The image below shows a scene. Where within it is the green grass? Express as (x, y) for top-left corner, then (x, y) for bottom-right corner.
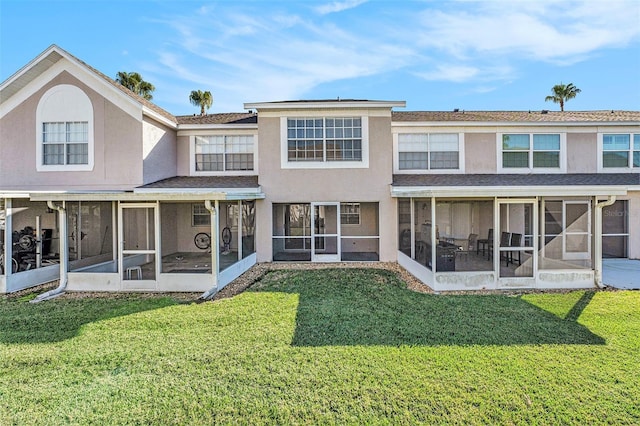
(1, 269), (639, 425)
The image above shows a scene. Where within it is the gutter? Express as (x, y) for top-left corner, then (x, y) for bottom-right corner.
(594, 195), (617, 288)
(199, 200), (219, 300)
(31, 201), (68, 302)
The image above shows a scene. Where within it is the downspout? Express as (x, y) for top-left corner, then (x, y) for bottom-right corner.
(594, 195), (616, 288)
(199, 200), (219, 300)
(31, 201), (68, 302)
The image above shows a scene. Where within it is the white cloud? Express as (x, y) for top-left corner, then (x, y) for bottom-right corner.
(315, 0), (368, 15)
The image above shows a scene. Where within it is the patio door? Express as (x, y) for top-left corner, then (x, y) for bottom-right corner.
(497, 200), (537, 282)
(119, 203), (158, 289)
(311, 202), (340, 262)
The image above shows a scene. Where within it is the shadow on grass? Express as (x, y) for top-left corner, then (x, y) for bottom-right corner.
(0, 295), (178, 344)
(250, 268), (605, 347)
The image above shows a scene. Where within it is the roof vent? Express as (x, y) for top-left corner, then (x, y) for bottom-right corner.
(453, 108), (460, 112)
(541, 110), (549, 114)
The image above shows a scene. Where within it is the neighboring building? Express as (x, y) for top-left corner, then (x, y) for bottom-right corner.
(1, 45), (638, 295)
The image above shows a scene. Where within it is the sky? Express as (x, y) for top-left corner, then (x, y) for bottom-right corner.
(1, 0), (639, 116)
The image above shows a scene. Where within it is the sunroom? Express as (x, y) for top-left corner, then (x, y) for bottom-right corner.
(392, 174), (631, 291)
(22, 176), (264, 297)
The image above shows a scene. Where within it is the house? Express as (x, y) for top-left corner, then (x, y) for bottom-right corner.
(1, 45), (638, 296)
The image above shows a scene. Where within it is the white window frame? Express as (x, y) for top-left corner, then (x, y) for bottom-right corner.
(189, 133), (258, 176)
(340, 203), (361, 225)
(192, 203), (211, 227)
(393, 133), (465, 174)
(497, 132), (566, 173)
(280, 116), (369, 169)
(36, 85), (94, 172)
(597, 133), (640, 172)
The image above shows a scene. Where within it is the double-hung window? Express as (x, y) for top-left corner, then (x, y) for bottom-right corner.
(42, 121), (89, 165)
(287, 117), (362, 162)
(602, 134), (640, 169)
(501, 133), (562, 171)
(397, 133), (460, 171)
(194, 135), (254, 172)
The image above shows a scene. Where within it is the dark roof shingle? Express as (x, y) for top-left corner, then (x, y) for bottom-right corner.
(392, 110), (640, 123)
(139, 176), (259, 189)
(176, 113), (257, 125)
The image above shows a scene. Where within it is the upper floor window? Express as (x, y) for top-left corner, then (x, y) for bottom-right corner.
(42, 122), (89, 165)
(398, 133), (460, 171)
(36, 85), (94, 172)
(287, 117), (362, 162)
(194, 135), (254, 172)
(602, 134), (640, 169)
(500, 133), (564, 172)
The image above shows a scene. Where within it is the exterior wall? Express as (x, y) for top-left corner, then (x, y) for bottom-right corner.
(0, 71), (143, 190)
(567, 133), (597, 173)
(629, 191), (640, 259)
(256, 112), (396, 262)
(142, 117), (177, 185)
(176, 135), (190, 176)
(465, 132), (497, 173)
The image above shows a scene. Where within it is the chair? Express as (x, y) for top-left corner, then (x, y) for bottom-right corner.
(456, 233), (478, 262)
(506, 233), (523, 267)
(489, 231), (511, 262)
(477, 228), (493, 257)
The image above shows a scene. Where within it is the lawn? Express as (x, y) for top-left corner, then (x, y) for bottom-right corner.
(1, 268), (638, 424)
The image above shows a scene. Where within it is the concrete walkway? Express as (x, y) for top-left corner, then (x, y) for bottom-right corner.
(603, 259), (640, 289)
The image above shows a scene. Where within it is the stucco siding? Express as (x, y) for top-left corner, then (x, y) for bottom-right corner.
(567, 133), (597, 173)
(465, 132), (497, 173)
(0, 71), (143, 190)
(142, 117), (177, 185)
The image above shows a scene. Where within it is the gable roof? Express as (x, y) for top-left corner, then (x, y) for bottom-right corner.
(0, 44), (176, 125)
(392, 110), (640, 124)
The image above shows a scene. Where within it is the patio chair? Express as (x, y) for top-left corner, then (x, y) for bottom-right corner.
(456, 233), (478, 262)
(506, 233), (523, 267)
(477, 228), (493, 257)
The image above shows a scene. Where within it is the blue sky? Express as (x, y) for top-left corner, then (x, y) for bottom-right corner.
(2, 0), (639, 115)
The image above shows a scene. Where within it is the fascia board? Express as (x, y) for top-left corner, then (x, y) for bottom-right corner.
(390, 185), (629, 198)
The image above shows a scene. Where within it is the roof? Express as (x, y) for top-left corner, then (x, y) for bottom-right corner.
(392, 110), (640, 123)
(245, 99), (406, 110)
(392, 173), (640, 187)
(1, 45), (176, 125)
(138, 176), (260, 189)
(176, 113), (257, 125)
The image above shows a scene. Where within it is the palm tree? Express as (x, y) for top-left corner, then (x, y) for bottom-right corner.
(115, 71), (155, 100)
(545, 82), (581, 111)
(189, 90), (213, 115)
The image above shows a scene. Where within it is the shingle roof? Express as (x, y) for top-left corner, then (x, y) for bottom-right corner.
(392, 110), (640, 123)
(393, 174), (640, 187)
(176, 113), (257, 125)
(139, 176), (259, 189)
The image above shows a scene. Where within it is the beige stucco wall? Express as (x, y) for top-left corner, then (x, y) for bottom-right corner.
(0, 71), (143, 190)
(465, 133), (497, 173)
(176, 135), (190, 176)
(142, 118), (177, 185)
(567, 133), (597, 173)
(255, 113), (396, 262)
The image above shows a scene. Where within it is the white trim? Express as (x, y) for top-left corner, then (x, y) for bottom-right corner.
(391, 185), (628, 198)
(189, 134), (258, 176)
(393, 132), (466, 174)
(245, 100), (405, 110)
(35, 84), (95, 172)
(280, 116), (370, 169)
(311, 202), (341, 262)
(497, 132), (567, 174)
(597, 132), (640, 173)
(29, 189), (265, 202)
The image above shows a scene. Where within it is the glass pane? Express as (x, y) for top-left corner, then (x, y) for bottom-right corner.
(399, 152), (428, 170)
(429, 134), (458, 151)
(533, 134), (560, 150)
(633, 151), (639, 168)
(430, 152), (459, 169)
(603, 152), (629, 167)
(533, 152), (559, 168)
(67, 143), (88, 165)
(634, 134), (640, 150)
(398, 133), (428, 151)
(503, 152), (529, 168)
(603, 134), (630, 150)
(43, 144), (64, 165)
(503, 134), (529, 150)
